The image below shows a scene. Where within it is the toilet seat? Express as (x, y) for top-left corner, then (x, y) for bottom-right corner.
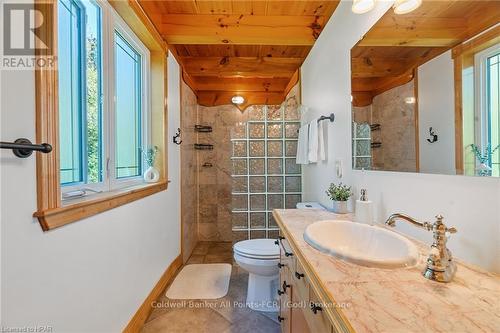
(233, 239), (280, 260)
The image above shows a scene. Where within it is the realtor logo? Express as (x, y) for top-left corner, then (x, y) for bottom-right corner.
(3, 3), (53, 56)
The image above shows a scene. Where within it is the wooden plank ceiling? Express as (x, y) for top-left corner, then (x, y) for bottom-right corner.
(139, 0), (340, 109)
(352, 0), (500, 107)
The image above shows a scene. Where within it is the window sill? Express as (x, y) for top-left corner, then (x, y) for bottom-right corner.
(33, 181), (168, 231)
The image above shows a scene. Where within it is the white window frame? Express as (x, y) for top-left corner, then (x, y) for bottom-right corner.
(108, 4), (151, 190)
(474, 43), (500, 150)
(61, 0), (151, 202)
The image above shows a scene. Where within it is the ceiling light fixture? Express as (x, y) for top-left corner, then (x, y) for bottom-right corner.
(352, 0), (376, 14)
(404, 97), (416, 104)
(231, 95), (245, 105)
(393, 0), (422, 15)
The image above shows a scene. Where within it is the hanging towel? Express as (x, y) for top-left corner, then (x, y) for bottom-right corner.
(318, 120), (326, 161)
(308, 120), (318, 163)
(296, 124), (310, 164)
(308, 119), (326, 163)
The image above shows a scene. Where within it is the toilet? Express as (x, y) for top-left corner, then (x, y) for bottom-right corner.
(233, 238), (280, 312)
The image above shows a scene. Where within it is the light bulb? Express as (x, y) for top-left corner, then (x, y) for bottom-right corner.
(352, 0), (376, 14)
(231, 96), (245, 105)
(393, 0), (422, 14)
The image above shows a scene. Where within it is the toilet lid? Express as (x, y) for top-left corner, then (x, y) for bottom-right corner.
(233, 239), (280, 258)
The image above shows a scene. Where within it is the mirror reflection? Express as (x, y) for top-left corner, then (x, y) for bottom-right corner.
(351, 1), (499, 177)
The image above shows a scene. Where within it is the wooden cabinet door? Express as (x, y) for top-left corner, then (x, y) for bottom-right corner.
(291, 296), (311, 333)
(279, 264), (292, 333)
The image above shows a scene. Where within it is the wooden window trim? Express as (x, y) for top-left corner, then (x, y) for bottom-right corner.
(34, 0), (169, 231)
(452, 26), (500, 175)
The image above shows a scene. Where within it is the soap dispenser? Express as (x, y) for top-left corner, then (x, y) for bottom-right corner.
(355, 189), (373, 224)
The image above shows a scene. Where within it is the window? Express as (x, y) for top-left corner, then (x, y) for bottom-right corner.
(114, 32), (142, 179)
(474, 44), (500, 176)
(58, 0), (150, 198)
(34, 0), (167, 230)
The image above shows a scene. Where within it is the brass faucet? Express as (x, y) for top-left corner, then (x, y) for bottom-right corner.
(385, 213), (457, 283)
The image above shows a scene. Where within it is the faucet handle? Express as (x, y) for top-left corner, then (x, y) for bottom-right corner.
(434, 215), (457, 234)
(446, 226), (457, 234)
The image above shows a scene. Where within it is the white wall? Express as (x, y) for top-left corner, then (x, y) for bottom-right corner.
(418, 51), (456, 174)
(0, 57), (181, 332)
(301, 0), (500, 272)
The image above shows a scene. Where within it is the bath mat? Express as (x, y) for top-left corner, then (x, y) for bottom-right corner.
(165, 264), (232, 299)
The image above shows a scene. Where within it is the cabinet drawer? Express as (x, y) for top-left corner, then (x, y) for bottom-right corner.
(303, 287), (333, 333)
(292, 258), (309, 301)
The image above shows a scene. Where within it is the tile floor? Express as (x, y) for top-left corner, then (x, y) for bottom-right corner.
(141, 241), (281, 333)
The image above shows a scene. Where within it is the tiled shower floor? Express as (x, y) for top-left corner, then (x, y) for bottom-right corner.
(141, 242), (280, 333)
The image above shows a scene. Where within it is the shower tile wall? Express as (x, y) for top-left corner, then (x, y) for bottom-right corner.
(197, 104), (247, 242)
(351, 80), (417, 172)
(180, 81), (199, 261)
(371, 80), (417, 172)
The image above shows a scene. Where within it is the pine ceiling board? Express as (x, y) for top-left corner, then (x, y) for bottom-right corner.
(191, 77), (291, 92)
(191, 45), (261, 57)
(171, 45), (192, 57)
(351, 57), (415, 78)
(174, 44), (310, 58)
(360, 1), (500, 47)
(351, 46), (448, 59)
(157, 0), (199, 14)
(231, 0), (268, 16)
(159, 14), (325, 45)
(137, 1), (163, 24)
(138, 1), (341, 100)
(259, 45), (312, 58)
(265, 1), (339, 16)
(181, 56), (302, 77)
(195, 0), (234, 14)
(463, 2), (500, 41)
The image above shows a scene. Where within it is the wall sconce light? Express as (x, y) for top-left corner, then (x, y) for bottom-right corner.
(352, 0), (376, 14)
(393, 0), (422, 14)
(231, 95), (245, 105)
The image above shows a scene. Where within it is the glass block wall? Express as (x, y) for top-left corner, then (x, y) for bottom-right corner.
(352, 122), (372, 170)
(231, 103), (302, 241)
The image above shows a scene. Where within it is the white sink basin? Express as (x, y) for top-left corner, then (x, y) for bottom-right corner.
(304, 220), (418, 268)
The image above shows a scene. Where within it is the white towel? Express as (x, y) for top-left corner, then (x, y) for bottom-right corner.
(308, 120), (318, 163)
(308, 119), (326, 163)
(318, 121), (326, 161)
(296, 124), (309, 164)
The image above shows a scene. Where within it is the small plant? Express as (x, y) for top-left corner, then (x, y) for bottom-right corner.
(470, 143), (499, 176)
(326, 183), (353, 202)
(470, 143), (499, 164)
(142, 146), (159, 167)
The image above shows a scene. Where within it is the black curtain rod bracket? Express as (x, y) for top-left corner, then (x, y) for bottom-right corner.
(0, 138), (52, 158)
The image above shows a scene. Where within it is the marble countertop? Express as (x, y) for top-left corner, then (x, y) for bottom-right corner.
(274, 209), (500, 333)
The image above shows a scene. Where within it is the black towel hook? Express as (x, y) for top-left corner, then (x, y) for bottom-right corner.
(427, 127), (438, 143)
(173, 128), (182, 145)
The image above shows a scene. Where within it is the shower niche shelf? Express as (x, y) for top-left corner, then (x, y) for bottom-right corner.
(195, 125), (213, 133)
(194, 144), (214, 150)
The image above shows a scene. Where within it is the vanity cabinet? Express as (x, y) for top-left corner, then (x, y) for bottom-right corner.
(277, 233), (335, 333)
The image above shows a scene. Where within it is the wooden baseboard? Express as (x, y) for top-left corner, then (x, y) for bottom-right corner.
(123, 255), (183, 333)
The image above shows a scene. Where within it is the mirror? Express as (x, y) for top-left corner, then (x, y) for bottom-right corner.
(351, 1), (500, 177)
